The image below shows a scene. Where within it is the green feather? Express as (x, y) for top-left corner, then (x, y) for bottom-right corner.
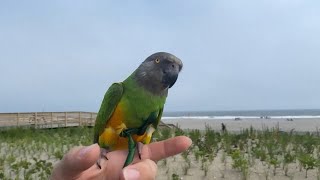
(93, 83), (123, 143)
(121, 75), (167, 128)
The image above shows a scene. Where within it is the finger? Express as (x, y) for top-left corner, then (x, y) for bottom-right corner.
(50, 144), (100, 179)
(121, 159), (157, 180)
(141, 136), (192, 161)
(96, 136), (191, 178)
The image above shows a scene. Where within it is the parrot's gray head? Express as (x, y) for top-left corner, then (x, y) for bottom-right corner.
(134, 52), (183, 95)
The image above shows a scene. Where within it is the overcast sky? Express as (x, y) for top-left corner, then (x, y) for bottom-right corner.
(0, 1), (319, 113)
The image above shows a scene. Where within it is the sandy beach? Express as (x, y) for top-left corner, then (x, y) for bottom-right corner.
(162, 117), (320, 132)
(156, 117), (320, 180)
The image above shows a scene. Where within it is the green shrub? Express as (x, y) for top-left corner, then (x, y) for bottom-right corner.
(298, 154), (317, 178)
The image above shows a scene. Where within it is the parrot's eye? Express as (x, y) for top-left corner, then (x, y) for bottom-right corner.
(155, 58), (160, 63)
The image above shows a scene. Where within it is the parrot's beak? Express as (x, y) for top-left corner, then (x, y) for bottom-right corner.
(168, 74), (178, 88)
(162, 69), (179, 88)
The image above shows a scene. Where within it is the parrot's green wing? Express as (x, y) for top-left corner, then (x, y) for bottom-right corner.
(93, 83), (123, 143)
(153, 107), (164, 129)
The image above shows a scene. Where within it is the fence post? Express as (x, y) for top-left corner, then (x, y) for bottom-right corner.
(65, 112), (67, 127)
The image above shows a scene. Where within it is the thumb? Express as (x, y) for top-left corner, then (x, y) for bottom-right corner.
(50, 144), (100, 179)
(121, 159), (157, 180)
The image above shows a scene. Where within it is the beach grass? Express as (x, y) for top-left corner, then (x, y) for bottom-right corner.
(1, 125), (320, 179)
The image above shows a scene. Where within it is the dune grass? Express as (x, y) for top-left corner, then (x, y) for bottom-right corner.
(0, 127), (92, 179)
(1, 125), (320, 179)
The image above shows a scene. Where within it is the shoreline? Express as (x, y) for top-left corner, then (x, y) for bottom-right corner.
(162, 117), (320, 132)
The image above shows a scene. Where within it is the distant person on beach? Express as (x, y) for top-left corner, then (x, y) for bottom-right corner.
(221, 123), (227, 132)
(50, 136), (191, 180)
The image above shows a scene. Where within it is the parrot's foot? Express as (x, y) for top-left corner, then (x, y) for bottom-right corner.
(120, 128), (143, 167)
(101, 148), (109, 160)
(96, 148), (110, 169)
(137, 142), (143, 160)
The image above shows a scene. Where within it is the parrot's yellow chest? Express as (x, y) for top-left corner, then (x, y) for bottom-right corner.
(98, 103), (155, 150)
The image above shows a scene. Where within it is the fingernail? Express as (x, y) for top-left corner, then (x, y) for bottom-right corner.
(123, 168), (140, 180)
(79, 144), (96, 158)
(186, 137), (192, 146)
(177, 136), (192, 148)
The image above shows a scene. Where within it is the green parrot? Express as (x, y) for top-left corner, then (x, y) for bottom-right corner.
(93, 52), (183, 168)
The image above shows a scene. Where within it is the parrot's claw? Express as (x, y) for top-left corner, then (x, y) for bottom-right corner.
(137, 142), (143, 160)
(96, 148), (110, 169)
(100, 148), (109, 160)
(103, 154), (108, 160)
(96, 160), (102, 169)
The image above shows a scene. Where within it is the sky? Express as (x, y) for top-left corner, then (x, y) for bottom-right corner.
(0, 0), (320, 113)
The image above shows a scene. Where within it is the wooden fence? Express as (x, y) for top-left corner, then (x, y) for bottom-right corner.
(0, 112), (177, 129)
(0, 112), (96, 128)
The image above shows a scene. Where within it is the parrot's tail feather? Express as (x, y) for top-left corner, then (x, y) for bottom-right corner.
(123, 134), (136, 168)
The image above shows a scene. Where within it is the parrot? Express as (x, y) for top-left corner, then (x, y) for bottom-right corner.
(93, 52), (183, 168)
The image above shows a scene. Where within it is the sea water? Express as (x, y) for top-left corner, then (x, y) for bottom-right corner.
(163, 109), (320, 120)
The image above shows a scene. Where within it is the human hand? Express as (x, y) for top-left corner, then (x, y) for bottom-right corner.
(50, 136), (192, 180)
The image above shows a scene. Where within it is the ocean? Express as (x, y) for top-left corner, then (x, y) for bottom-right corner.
(163, 109), (320, 120)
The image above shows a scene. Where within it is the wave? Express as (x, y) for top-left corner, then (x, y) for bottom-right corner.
(162, 115), (320, 120)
